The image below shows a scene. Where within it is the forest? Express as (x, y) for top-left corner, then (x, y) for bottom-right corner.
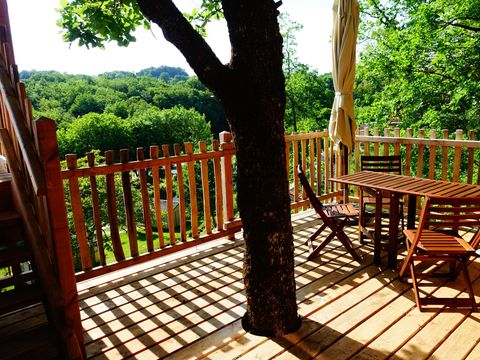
(25, 0), (479, 162)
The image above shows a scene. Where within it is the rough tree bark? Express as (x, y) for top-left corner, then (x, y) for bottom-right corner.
(137, 0), (301, 335)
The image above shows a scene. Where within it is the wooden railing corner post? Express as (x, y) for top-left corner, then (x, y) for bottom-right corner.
(219, 131), (235, 240)
(33, 116), (85, 358)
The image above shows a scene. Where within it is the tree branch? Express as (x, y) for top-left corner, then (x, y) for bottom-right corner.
(136, 0), (231, 96)
(442, 20), (480, 32)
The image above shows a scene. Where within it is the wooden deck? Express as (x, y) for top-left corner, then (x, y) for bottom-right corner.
(77, 210), (480, 360)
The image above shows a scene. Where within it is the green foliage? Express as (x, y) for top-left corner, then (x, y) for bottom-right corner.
(57, 0), (150, 48)
(128, 106), (212, 150)
(182, 0), (223, 37)
(356, 0), (480, 132)
(21, 69), (228, 155)
(58, 113), (132, 156)
(136, 66), (189, 81)
(285, 70), (334, 133)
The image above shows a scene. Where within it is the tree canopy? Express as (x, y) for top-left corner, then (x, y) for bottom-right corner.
(355, 0), (480, 131)
(22, 68), (223, 156)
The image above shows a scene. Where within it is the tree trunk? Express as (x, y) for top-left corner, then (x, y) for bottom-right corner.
(137, 0), (300, 336)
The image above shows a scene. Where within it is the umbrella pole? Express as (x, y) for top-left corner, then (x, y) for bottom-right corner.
(342, 144), (349, 176)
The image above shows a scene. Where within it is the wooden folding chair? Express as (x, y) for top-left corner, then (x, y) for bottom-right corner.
(297, 165), (361, 262)
(359, 155), (404, 244)
(399, 196), (480, 311)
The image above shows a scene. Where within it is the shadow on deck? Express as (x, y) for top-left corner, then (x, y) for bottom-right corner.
(77, 210), (480, 359)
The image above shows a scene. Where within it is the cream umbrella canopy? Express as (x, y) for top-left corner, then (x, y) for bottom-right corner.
(329, 0), (360, 161)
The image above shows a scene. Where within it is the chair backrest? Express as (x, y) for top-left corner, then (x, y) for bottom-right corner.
(417, 196), (480, 237)
(297, 165), (328, 221)
(360, 155), (402, 175)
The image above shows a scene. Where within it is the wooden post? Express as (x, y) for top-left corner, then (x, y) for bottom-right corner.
(33, 117), (85, 358)
(219, 132), (235, 240)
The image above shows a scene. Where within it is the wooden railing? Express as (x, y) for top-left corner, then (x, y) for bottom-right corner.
(62, 131), (341, 279)
(61, 130), (341, 280)
(66, 125), (479, 280)
(354, 127), (480, 185)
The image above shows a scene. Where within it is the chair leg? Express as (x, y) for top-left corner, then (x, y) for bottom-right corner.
(305, 223), (327, 246)
(307, 232), (336, 260)
(460, 258), (477, 312)
(409, 260), (423, 311)
(337, 230), (361, 262)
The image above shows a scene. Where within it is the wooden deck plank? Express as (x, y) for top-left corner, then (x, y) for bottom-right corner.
(86, 240), (361, 358)
(169, 251), (382, 359)
(83, 217), (338, 358)
(77, 211), (480, 360)
(430, 314), (480, 359)
(351, 269), (480, 360)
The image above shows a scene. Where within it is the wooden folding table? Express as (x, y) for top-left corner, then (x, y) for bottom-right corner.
(330, 171), (480, 268)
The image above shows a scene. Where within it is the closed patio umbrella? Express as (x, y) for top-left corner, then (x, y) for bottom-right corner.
(329, 0), (359, 170)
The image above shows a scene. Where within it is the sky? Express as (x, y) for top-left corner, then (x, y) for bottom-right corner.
(7, 0), (333, 76)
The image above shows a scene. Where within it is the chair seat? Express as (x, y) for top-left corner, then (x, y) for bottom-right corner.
(404, 229), (475, 254)
(323, 203), (358, 218)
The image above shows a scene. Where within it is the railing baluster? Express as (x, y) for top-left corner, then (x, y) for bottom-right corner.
(120, 149), (138, 257)
(66, 154), (92, 271)
(136, 148), (154, 252)
(404, 128), (413, 176)
(316, 133), (322, 195)
(185, 142), (199, 239)
(219, 132), (235, 239)
(383, 128), (390, 155)
(87, 152), (105, 265)
(199, 141), (212, 235)
(467, 130), (475, 184)
(174, 144), (188, 242)
(416, 129), (425, 178)
(105, 150), (124, 261)
(292, 134), (299, 212)
(453, 130), (463, 183)
(150, 145), (165, 248)
(428, 129), (437, 180)
(162, 144), (176, 244)
(441, 129), (449, 181)
(212, 140), (224, 232)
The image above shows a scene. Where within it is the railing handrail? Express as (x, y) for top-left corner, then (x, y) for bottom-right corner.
(356, 134), (480, 148)
(60, 146), (236, 180)
(0, 38), (46, 195)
